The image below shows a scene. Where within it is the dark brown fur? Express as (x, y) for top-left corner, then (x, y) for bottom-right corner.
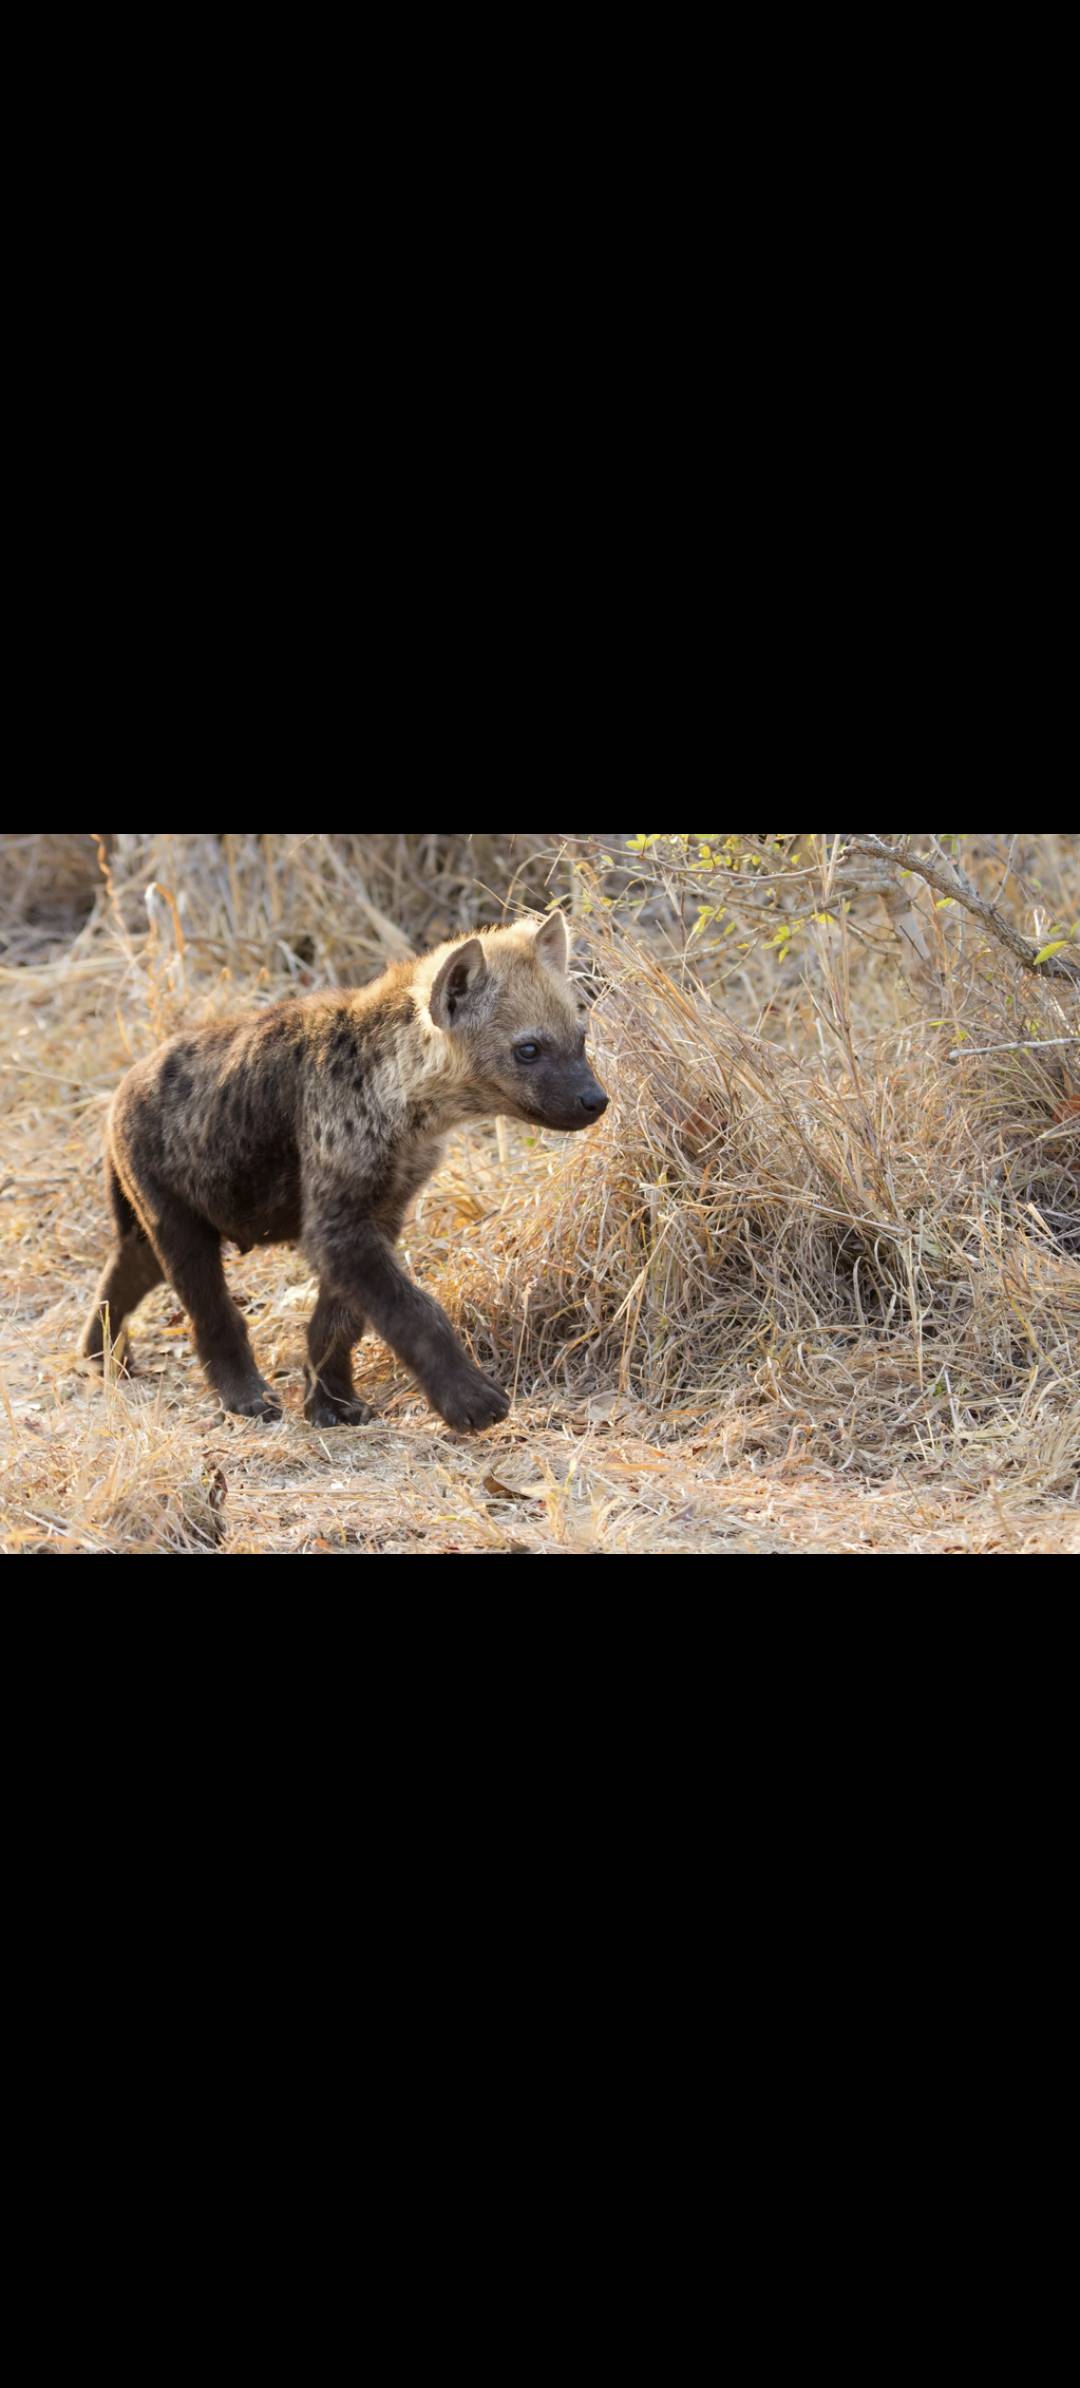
(79, 915), (608, 1429)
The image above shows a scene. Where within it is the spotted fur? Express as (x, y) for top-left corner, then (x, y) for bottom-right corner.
(79, 915), (609, 1429)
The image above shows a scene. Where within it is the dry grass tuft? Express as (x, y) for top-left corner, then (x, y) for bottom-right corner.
(3, 832), (1080, 1554)
(452, 904), (1080, 1498)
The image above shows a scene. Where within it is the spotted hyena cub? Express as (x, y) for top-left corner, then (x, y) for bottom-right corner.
(80, 913), (608, 1429)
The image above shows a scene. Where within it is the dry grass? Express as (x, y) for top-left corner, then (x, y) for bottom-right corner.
(3, 831), (1080, 1556)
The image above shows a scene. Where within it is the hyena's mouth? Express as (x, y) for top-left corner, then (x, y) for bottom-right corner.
(517, 1105), (602, 1134)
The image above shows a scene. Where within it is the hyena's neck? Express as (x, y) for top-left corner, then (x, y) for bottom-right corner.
(400, 1023), (491, 1133)
(343, 978), (489, 1138)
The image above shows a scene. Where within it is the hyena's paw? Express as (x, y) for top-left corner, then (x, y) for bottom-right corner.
(78, 1329), (134, 1377)
(432, 1368), (510, 1434)
(222, 1380), (283, 1423)
(78, 1316), (128, 1368)
(304, 1391), (375, 1429)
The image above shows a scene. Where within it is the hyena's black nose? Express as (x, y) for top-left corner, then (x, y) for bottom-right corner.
(580, 1089), (609, 1117)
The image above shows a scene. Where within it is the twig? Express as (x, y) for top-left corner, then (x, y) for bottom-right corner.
(948, 1036), (1080, 1059)
(845, 836), (1080, 985)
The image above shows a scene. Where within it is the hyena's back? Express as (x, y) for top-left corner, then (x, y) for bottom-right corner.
(110, 1004), (311, 1253)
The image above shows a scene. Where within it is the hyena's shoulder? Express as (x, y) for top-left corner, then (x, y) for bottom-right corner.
(302, 971), (422, 1086)
(299, 975), (429, 1162)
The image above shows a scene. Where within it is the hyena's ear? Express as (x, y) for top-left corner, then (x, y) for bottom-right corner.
(534, 911), (570, 976)
(429, 937), (490, 1030)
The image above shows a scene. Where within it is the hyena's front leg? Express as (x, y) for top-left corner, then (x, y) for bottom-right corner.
(307, 1209), (508, 1433)
(304, 1287), (373, 1429)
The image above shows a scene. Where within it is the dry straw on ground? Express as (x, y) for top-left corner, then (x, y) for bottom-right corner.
(2, 831), (1080, 1555)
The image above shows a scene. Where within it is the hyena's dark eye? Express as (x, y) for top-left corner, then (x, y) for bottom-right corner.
(514, 1041), (542, 1065)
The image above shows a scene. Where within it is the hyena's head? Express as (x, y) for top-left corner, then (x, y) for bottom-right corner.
(424, 914), (610, 1133)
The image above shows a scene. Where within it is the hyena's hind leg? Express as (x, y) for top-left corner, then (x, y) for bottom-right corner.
(140, 1182), (282, 1422)
(304, 1287), (373, 1428)
(79, 1160), (164, 1365)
